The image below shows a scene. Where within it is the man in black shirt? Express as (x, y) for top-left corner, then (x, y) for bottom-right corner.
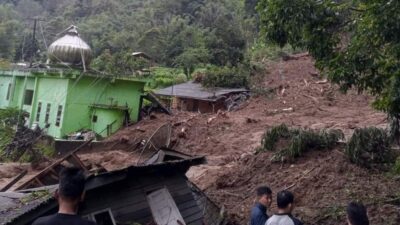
(250, 186), (273, 225)
(32, 167), (96, 225)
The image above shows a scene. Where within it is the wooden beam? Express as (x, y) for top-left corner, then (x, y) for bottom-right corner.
(0, 170), (28, 192)
(35, 177), (45, 186)
(15, 139), (93, 190)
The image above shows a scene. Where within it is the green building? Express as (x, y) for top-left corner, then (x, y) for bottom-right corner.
(0, 69), (145, 138)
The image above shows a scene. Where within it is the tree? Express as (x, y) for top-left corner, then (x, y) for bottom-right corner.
(257, 0), (400, 140)
(174, 47), (210, 78)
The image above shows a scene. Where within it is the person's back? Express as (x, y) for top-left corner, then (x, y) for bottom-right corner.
(266, 214), (302, 225)
(32, 167), (96, 225)
(33, 213), (95, 225)
(265, 190), (303, 225)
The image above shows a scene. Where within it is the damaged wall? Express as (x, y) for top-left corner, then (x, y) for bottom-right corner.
(0, 70), (146, 138)
(175, 98), (225, 113)
(79, 172), (203, 225)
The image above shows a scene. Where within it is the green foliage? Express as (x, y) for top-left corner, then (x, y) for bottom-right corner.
(256, 0), (400, 138)
(0, 107), (27, 128)
(0, 107), (27, 158)
(20, 190), (51, 204)
(201, 66), (249, 88)
(250, 41), (304, 62)
(0, 0), (250, 70)
(393, 157), (400, 175)
(173, 47), (210, 78)
(147, 67), (187, 90)
(346, 127), (394, 169)
(258, 124), (344, 162)
(261, 124), (291, 151)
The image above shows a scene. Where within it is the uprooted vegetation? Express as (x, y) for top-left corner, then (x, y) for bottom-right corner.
(259, 124), (400, 172)
(0, 107), (54, 163)
(258, 124), (344, 162)
(346, 127), (395, 169)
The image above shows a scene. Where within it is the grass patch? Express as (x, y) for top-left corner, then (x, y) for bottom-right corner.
(346, 127), (394, 169)
(258, 124), (344, 162)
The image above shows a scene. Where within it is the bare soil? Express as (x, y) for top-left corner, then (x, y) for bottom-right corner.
(1, 55), (398, 224)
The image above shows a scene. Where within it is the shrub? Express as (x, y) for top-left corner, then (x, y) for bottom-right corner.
(148, 67), (187, 89)
(393, 157), (400, 174)
(258, 124), (344, 162)
(201, 66), (249, 88)
(346, 127), (394, 169)
(261, 124), (291, 151)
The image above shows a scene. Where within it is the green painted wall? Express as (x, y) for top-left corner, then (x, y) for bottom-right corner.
(34, 77), (69, 138)
(0, 73), (36, 125)
(63, 76), (144, 138)
(0, 75), (13, 108)
(0, 70), (145, 139)
(91, 108), (124, 137)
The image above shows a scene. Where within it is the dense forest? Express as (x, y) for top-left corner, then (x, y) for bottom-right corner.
(0, 0), (261, 78)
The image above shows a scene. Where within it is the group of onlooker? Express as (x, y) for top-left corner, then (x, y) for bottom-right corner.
(250, 186), (369, 225)
(30, 167), (370, 225)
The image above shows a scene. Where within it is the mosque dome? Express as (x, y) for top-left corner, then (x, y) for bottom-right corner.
(48, 25), (92, 66)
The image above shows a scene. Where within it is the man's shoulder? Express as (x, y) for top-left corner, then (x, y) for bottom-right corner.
(251, 205), (260, 212)
(32, 215), (56, 225)
(266, 214), (302, 225)
(288, 215), (303, 225)
(32, 214), (96, 225)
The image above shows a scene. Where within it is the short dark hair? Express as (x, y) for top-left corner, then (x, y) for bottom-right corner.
(347, 202), (369, 225)
(59, 167), (85, 200)
(256, 186), (272, 197)
(277, 190), (294, 208)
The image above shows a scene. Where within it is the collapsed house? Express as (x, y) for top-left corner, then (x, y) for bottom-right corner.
(0, 124), (223, 225)
(0, 150), (222, 225)
(0, 26), (146, 139)
(154, 81), (249, 113)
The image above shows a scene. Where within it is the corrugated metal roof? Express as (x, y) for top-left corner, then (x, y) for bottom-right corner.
(153, 81), (248, 101)
(0, 155), (205, 225)
(0, 186), (57, 225)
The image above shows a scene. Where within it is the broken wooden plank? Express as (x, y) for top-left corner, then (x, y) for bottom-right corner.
(145, 92), (172, 115)
(15, 139), (93, 190)
(0, 170), (28, 192)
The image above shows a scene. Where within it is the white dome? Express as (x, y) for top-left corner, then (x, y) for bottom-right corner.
(48, 26), (92, 66)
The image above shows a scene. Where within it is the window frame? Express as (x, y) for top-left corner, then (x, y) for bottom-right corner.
(55, 105), (63, 127)
(45, 103), (51, 124)
(23, 89), (34, 106)
(6, 83), (11, 100)
(36, 102), (42, 122)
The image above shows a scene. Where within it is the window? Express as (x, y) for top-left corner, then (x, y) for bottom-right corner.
(36, 102), (42, 122)
(45, 103), (51, 124)
(92, 115), (98, 123)
(24, 90), (34, 105)
(6, 83), (11, 100)
(55, 105), (63, 127)
(147, 188), (185, 225)
(84, 209), (116, 225)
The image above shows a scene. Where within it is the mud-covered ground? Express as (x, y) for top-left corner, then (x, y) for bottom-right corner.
(1, 55), (398, 224)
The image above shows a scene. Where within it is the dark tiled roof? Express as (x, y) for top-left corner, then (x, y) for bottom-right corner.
(154, 81), (248, 101)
